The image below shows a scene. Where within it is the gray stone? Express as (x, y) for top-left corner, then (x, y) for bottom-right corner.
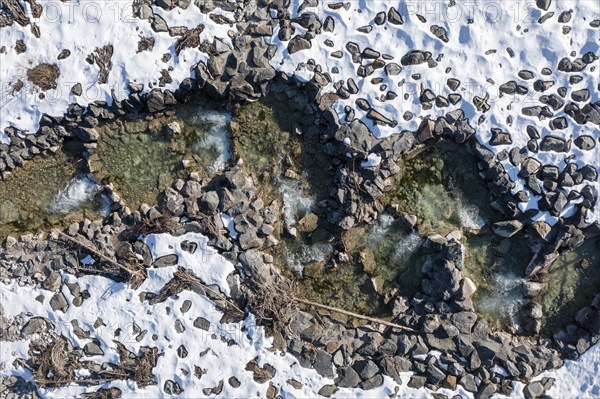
(154, 254), (178, 267)
(361, 374), (384, 390)
(151, 14), (169, 32)
(193, 317), (211, 331)
(407, 375), (426, 389)
(427, 364), (446, 385)
(335, 366), (361, 388)
(49, 292), (68, 312)
(73, 127), (99, 142)
(540, 135), (569, 152)
(574, 135), (596, 150)
(401, 50), (428, 66)
(430, 25), (448, 42)
(519, 70), (535, 80)
(146, 89), (165, 112)
(353, 359), (379, 380)
(43, 271), (62, 292)
(388, 7), (404, 24)
(239, 229), (262, 250)
(374, 11), (386, 25)
(288, 35), (311, 54)
(83, 341), (104, 356)
(549, 117), (568, 130)
(492, 220), (523, 238)
(523, 381), (545, 399)
(314, 350), (334, 378)
(317, 384), (338, 397)
(324, 16), (335, 32)
(199, 191), (220, 213)
(460, 374), (478, 392)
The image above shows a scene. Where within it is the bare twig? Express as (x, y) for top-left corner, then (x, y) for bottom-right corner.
(57, 233), (146, 289)
(293, 297), (416, 333)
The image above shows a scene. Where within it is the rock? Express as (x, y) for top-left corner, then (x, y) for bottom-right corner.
(288, 35), (311, 54)
(43, 271), (62, 292)
(492, 220), (523, 237)
(359, 249), (377, 275)
(164, 380), (183, 395)
(522, 106), (543, 117)
(199, 191), (220, 213)
(384, 62), (401, 76)
(314, 350), (334, 378)
(461, 374), (478, 392)
(165, 121), (181, 135)
(571, 89), (590, 102)
(427, 364), (446, 385)
(151, 14), (169, 32)
(361, 374), (384, 390)
(71, 83), (82, 96)
(388, 7), (404, 25)
(401, 50), (428, 66)
(353, 359), (379, 380)
(49, 292), (68, 312)
(522, 281), (544, 298)
(154, 254), (178, 267)
(366, 109), (394, 126)
(529, 220), (552, 242)
(549, 117), (568, 130)
(146, 89), (165, 112)
(540, 135), (569, 152)
(430, 25), (448, 42)
(574, 135), (596, 150)
(73, 127), (99, 142)
(239, 229), (262, 250)
(461, 277), (477, 298)
(523, 381), (545, 399)
(536, 0), (551, 11)
(335, 366), (361, 388)
(374, 12), (386, 25)
(323, 16), (335, 32)
(193, 317), (211, 330)
(83, 341), (104, 356)
(451, 312), (477, 334)
(317, 384), (338, 397)
(407, 375), (426, 389)
(519, 157), (541, 177)
(519, 70), (535, 80)
(489, 129), (512, 145)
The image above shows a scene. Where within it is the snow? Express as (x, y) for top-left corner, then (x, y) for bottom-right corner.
(360, 153), (382, 168)
(268, 0), (600, 225)
(0, 0), (233, 140)
(1, 0), (600, 396)
(0, 233), (599, 398)
(0, 233), (468, 397)
(142, 232), (234, 296)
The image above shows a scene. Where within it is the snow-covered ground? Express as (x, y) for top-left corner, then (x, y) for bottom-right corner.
(1, 0), (599, 396)
(1, 232), (599, 398)
(269, 0), (599, 226)
(1, 0), (598, 226)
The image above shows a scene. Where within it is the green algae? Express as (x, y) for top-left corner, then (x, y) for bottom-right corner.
(0, 146), (100, 237)
(541, 235), (600, 335)
(463, 229), (531, 331)
(384, 141), (491, 236)
(93, 106), (230, 210)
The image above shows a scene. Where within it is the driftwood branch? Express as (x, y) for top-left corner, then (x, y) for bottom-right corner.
(294, 296), (417, 333)
(57, 232), (146, 288)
